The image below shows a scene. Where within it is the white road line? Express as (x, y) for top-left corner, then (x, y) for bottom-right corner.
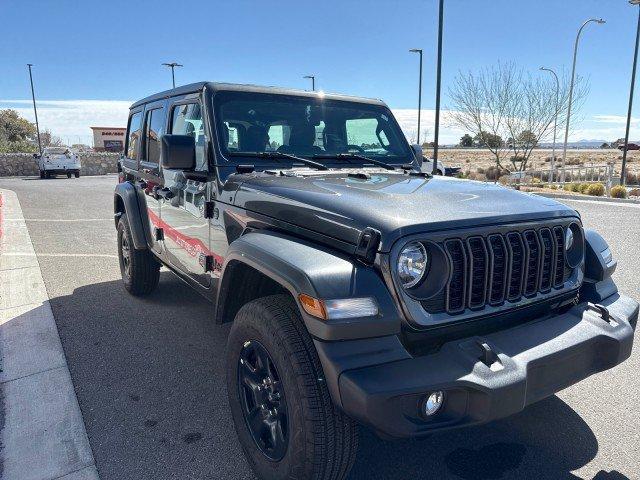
(3, 252), (118, 259)
(4, 218), (112, 222)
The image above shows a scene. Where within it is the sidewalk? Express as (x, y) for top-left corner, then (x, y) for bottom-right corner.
(0, 189), (98, 480)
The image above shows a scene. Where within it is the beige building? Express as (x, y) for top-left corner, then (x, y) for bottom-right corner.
(91, 126), (126, 152)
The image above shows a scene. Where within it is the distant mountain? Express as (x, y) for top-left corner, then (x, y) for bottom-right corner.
(538, 139), (609, 149)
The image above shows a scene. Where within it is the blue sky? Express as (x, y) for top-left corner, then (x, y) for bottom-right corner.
(1, 0), (639, 145)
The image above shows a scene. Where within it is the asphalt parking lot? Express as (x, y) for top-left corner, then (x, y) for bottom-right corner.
(0, 174), (638, 480)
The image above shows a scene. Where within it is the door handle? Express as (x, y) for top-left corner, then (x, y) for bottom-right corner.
(155, 187), (175, 200)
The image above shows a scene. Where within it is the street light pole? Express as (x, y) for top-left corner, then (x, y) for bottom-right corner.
(27, 64), (42, 156)
(303, 75), (315, 91)
(409, 48), (423, 145)
(433, 0), (444, 174)
(162, 62), (183, 88)
(621, 0), (640, 185)
(540, 67), (560, 183)
(561, 18), (605, 182)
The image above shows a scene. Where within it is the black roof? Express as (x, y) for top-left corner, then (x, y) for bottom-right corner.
(130, 82), (387, 109)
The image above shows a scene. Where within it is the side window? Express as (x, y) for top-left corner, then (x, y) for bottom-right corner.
(126, 112), (143, 159)
(345, 118), (383, 150)
(144, 108), (166, 164)
(171, 103), (205, 169)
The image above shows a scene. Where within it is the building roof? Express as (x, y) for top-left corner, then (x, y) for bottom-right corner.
(130, 82), (386, 109)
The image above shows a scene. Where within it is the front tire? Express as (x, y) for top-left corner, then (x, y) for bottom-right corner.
(226, 295), (358, 480)
(39, 170), (45, 179)
(74, 171), (80, 178)
(117, 216), (160, 295)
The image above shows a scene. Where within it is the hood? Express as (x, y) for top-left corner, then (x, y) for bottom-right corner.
(233, 170), (577, 251)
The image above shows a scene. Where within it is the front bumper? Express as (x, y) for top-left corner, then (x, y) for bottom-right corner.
(335, 293), (638, 438)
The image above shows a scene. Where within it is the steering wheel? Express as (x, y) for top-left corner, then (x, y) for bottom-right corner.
(345, 145), (366, 154)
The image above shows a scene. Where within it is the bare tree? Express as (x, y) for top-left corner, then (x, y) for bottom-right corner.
(40, 129), (65, 148)
(448, 63), (588, 173)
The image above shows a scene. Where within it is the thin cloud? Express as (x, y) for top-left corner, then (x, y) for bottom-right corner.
(0, 99), (131, 145)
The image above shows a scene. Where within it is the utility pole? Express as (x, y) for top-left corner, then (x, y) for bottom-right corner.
(540, 67), (560, 182)
(303, 75), (316, 91)
(561, 18), (605, 182)
(621, 0), (640, 185)
(409, 49), (423, 145)
(162, 62), (183, 88)
(433, 0), (444, 174)
(27, 64), (42, 156)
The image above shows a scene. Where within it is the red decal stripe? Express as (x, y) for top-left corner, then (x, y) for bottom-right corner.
(147, 208), (224, 265)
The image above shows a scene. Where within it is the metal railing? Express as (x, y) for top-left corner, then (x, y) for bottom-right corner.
(505, 163), (615, 195)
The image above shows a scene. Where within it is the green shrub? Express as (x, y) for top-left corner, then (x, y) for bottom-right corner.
(587, 183), (605, 196)
(610, 185), (628, 199)
(570, 183), (582, 193)
(579, 183), (591, 194)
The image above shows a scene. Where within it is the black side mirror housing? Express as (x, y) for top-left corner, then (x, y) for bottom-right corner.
(161, 134), (196, 170)
(33, 153), (40, 159)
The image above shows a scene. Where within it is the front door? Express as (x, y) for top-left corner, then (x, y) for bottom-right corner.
(160, 100), (212, 287)
(138, 102), (165, 255)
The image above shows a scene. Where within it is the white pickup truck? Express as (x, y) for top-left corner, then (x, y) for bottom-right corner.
(34, 147), (81, 179)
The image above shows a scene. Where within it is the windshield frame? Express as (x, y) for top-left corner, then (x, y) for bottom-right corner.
(209, 90), (414, 169)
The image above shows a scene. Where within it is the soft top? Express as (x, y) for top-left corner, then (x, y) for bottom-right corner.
(130, 82), (387, 110)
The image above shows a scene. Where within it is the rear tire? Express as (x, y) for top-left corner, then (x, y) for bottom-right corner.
(39, 170), (45, 179)
(74, 171), (80, 178)
(67, 172), (72, 178)
(117, 216), (160, 296)
(226, 294), (358, 480)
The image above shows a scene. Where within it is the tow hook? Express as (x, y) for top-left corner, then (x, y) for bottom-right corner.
(587, 302), (618, 327)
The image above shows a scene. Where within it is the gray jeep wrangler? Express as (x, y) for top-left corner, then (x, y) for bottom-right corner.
(115, 82), (638, 480)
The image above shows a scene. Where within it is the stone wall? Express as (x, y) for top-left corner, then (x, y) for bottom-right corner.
(0, 153), (120, 177)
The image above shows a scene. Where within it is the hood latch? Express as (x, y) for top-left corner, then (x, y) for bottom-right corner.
(355, 227), (381, 264)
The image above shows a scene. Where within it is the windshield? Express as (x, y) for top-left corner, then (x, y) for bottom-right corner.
(44, 147), (69, 155)
(213, 92), (412, 164)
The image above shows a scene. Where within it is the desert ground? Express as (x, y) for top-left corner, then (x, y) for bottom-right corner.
(429, 148), (640, 183)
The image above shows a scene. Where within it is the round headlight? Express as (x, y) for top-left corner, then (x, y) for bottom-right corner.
(565, 227), (574, 251)
(397, 242), (428, 288)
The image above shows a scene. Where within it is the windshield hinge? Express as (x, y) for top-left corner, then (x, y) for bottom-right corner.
(355, 227), (381, 264)
(203, 201), (217, 219)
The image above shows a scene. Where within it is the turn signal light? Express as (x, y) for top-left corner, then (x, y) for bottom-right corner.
(298, 295), (378, 321)
(299, 294), (327, 319)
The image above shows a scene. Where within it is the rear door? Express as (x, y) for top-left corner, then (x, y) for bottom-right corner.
(160, 98), (212, 287)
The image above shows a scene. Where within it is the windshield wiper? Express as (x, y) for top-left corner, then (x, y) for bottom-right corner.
(229, 151), (328, 171)
(313, 153), (396, 171)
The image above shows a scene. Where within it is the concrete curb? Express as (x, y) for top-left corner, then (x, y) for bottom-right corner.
(0, 189), (99, 480)
(533, 191), (640, 204)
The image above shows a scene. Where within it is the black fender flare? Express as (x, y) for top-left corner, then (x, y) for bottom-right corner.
(580, 229), (619, 302)
(216, 231), (402, 342)
(114, 182), (151, 250)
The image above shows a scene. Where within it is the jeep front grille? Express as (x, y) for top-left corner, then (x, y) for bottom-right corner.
(441, 225), (571, 315)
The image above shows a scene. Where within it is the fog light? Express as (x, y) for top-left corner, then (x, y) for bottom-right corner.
(422, 391), (444, 417)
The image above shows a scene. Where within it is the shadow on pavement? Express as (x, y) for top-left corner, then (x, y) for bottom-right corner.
(48, 272), (621, 480)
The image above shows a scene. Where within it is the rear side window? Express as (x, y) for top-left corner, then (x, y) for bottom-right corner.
(126, 111), (143, 159)
(144, 108), (166, 164)
(171, 103), (205, 169)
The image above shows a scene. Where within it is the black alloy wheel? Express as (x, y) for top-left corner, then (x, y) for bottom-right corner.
(237, 340), (288, 461)
(120, 232), (131, 279)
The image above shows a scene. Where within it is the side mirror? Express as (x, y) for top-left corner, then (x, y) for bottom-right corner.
(161, 134), (196, 170)
(33, 153), (40, 159)
(411, 144), (424, 167)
